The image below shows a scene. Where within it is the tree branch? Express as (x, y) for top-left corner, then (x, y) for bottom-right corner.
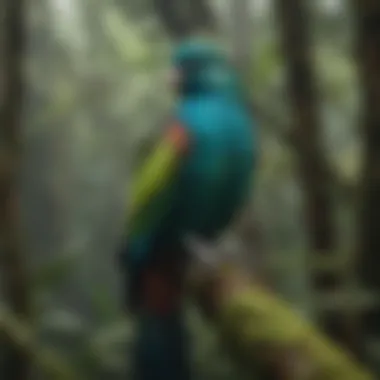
(188, 262), (374, 380)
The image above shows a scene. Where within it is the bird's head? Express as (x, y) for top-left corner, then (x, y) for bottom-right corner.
(170, 37), (239, 95)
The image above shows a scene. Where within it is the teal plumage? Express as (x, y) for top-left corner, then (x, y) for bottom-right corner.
(120, 37), (257, 380)
(173, 94), (255, 237)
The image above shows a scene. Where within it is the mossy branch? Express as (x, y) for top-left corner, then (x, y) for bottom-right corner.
(191, 270), (375, 380)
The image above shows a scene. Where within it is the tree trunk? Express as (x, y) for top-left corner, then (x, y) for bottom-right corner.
(274, 0), (357, 351)
(352, 0), (380, 370)
(0, 0), (31, 379)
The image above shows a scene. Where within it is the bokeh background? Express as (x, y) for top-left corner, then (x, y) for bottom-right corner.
(1, 0), (379, 379)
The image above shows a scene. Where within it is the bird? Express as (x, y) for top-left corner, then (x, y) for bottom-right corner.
(119, 36), (258, 380)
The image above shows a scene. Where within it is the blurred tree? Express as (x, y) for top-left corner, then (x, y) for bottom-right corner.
(274, 0), (357, 351)
(152, 0), (216, 38)
(229, 0), (251, 75)
(352, 0), (380, 371)
(0, 0), (32, 379)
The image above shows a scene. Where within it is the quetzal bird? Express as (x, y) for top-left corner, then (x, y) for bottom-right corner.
(119, 37), (257, 380)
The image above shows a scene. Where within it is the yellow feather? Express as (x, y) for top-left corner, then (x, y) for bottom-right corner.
(128, 139), (179, 222)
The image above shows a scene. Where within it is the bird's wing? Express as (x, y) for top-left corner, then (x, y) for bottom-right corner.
(127, 121), (190, 237)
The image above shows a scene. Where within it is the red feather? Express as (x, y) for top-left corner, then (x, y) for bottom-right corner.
(142, 268), (181, 315)
(166, 122), (189, 154)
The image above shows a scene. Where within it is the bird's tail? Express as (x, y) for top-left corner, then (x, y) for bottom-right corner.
(128, 265), (190, 380)
(132, 309), (190, 380)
